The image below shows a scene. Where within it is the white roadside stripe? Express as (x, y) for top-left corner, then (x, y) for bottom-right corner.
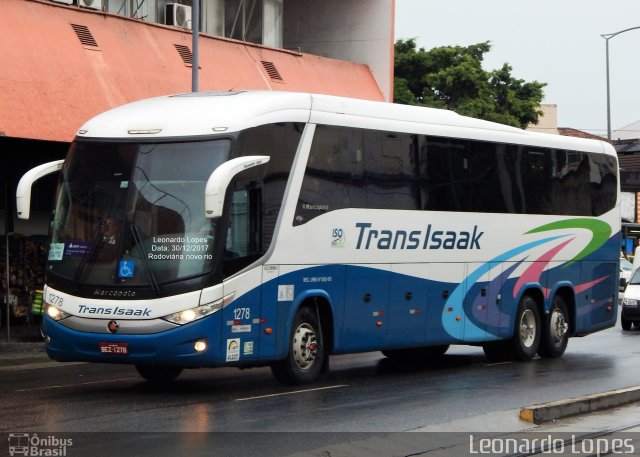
(235, 384), (348, 401)
(16, 377), (137, 392)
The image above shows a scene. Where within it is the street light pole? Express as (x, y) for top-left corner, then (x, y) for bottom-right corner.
(192, 0), (200, 92)
(601, 26), (640, 141)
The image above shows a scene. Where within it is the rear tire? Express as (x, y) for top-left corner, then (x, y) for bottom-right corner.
(538, 295), (569, 358)
(513, 295), (541, 361)
(135, 364), (183, 383)
(271, 306), (326, 385)
(483, 295), (541, 362)
(621, 315), (632, 330)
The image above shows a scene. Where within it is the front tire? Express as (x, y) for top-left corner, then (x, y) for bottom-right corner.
(621, 315), (632, 330)
(271, 306), (326, 385)
(538, 295), (569, 358)
(135, 364), (183, 383)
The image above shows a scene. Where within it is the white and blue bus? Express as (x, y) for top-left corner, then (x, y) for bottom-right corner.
(17, 91), (620, 384)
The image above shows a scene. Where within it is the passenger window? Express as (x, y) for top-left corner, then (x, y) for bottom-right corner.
(295, 126), (366, 225)
(364, 131), (420, 210)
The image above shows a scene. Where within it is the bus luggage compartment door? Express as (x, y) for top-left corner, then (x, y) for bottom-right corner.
(342, 264), (390, 351)
(387, 264), (428, 348)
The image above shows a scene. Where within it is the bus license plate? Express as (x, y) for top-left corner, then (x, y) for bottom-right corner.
(99, 342), (128, 355)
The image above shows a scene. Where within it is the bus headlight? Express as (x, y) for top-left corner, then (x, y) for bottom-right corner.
(45, 303), (71, 321)
(163, 300), (223, 325)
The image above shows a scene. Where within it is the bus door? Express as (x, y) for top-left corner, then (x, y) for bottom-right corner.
(427, 263), (466, 344)
(220, 186), (264, 364)
(341, 264), (390, 351)
(222, 268), (263, 364)
(388, 264), (428, 347)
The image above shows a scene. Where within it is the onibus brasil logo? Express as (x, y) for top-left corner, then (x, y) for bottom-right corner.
(8, 433), (73, 456)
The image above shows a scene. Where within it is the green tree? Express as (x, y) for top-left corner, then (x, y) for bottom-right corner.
(394, 38), (546, 129)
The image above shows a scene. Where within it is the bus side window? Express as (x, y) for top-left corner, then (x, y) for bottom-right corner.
(364, 131), (420, 210)
(294, 125), (365, 225)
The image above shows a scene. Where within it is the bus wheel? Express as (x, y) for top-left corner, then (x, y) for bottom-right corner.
(538, 295), (569, 358)
(135, 364), (183, 383)
(271, 306), (326, 385)
(512, 295), (541, 361)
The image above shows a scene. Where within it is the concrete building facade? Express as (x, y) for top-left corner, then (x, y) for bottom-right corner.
(1, 0), (394, 233)
(0, 0), (394, 322)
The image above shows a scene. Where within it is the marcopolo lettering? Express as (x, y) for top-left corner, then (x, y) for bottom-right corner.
(78, 304), (151, 317)
(355, 222), (484, 250)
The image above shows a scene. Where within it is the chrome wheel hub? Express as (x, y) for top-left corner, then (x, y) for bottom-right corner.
(519, 309), (537, 348)
(292, 323), (318, 370)
(549, 308), (568, 344)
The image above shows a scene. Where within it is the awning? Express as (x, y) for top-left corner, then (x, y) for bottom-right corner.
(0, 0), (385, 142)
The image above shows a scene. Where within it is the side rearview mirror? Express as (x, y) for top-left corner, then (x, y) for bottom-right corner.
(16, 159), (65, 220)
(205, 156), (270, 219)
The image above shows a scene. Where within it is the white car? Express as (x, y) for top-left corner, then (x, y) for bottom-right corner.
(621, 267), (640, 330)
(620, 257), (634, 291)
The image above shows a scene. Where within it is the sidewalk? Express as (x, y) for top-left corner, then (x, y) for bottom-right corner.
(0, 321), (45, 345)
(0, 322), (48, 369)
(282, 403), (640, 457)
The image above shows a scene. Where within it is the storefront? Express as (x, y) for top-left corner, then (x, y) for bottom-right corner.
(1, 137), (67, 326)
(622, 223), (640, 259)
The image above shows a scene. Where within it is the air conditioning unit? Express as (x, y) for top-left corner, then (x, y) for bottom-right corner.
(78, 0), (103, 9)
(165, 3), (192, 30)
(49, 0), (74, 5)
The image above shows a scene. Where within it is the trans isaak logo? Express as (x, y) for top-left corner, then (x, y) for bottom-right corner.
(354, 222), (483, 250)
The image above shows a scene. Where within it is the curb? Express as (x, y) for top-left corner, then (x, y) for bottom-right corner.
(520, 386), (640, 424)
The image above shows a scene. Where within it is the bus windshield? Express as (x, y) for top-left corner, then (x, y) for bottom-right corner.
(48, 139), (230, 288)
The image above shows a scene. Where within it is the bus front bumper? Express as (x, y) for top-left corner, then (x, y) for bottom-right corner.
(42, 314), (228, 368)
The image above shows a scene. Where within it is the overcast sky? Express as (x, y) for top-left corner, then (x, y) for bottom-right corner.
(394, 0), (640, 137)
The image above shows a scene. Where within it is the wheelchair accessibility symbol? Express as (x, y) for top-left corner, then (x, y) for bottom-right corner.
(119, 260), (135, 278)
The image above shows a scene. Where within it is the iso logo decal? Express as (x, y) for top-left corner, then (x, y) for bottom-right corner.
(331, 228), (345, 248)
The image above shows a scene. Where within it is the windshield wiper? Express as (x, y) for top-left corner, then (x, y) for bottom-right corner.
(130, 224), (161, 295)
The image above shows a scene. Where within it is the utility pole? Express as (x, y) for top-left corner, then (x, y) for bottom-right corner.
(192, 0), (199, 92)
(4, 178), (12, 342)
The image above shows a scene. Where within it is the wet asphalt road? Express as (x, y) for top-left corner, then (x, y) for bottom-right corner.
(2, 319), (639, 433)
(2, 313), (639, 455)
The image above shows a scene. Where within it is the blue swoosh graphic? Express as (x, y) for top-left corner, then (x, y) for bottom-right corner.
(442, 234), (568, 339)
